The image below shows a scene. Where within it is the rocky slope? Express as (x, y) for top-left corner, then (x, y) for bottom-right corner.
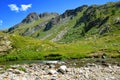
(0, 32), (12, 54)
(6, 2), (120, 42)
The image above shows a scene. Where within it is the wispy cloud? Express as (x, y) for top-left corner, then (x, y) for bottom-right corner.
(0, 20), (3, 25)
(8, 4), (32, 12)
(8, 4), (19, 12)
(20, 4), (32, 11)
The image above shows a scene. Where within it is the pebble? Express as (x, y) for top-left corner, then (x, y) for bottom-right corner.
(0, 63), (120, 80)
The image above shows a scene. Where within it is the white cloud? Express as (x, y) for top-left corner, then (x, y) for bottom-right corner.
(20, 4), (32, 11)
(8, 4), (32, 12)
(8, 4), (19, 12)
(0, 20), (3, 25)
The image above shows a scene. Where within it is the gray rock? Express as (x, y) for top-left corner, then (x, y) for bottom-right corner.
(14, 69), (24, 74)
(35, 77), (41, 80)
(22, 12), (40, 24)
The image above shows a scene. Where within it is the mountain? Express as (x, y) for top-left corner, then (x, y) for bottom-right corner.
(6, 2), (120, 43)
(7, 12), (59, 36)
(61, 2), (120, 42)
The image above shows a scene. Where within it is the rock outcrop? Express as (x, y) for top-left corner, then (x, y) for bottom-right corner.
(22, 12), (40, 24)
(0, 35), (12, 54)
(44, 5), (88, 31)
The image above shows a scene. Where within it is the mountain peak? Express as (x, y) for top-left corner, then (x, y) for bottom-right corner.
(22, 12), (40, 24)
(21, 12), (59, 24)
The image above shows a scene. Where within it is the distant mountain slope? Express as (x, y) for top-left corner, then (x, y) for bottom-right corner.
(6, 2), (120, 42)
(7, 12), (59, 36)
(61, 2), (120, 42)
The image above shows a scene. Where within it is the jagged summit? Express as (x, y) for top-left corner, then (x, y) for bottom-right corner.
(22, 12), (59, 24)
(22, 12), (40, 24)
(44, 5), (88, 31)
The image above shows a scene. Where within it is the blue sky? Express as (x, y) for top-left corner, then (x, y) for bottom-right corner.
(0, 0), (118, 30)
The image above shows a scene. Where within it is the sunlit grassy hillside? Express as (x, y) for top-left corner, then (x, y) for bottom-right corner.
(0, 31), (120, 62)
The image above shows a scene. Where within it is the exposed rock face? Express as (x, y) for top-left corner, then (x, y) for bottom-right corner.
(7, 23), (22, 33)
(22, 22), (48, 36)
(51, 28), (68, 42)
(21, 12), (59, 24)
(44, 5), (88, 31)
(44, 17), (60, 31)
(22, 12), (40, 24)
(39, 12), (59, 18)
(62, 5), (88, 18)
(0, 35), (12, 54)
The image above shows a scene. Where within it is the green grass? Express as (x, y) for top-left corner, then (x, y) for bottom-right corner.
(0, 31), (120, 62)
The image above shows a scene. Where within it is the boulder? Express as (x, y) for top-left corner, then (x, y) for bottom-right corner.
(57, 65), (67, 74)
(48, 69), (57, 75)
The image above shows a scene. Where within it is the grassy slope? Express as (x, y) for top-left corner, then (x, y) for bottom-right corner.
(33, 7), (87, 40)
(0, 31), (119, 62)
(61, 2), (120, 42)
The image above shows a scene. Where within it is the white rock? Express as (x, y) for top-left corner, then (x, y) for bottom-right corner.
(48, 69), (57, 75)
(7, 68), (13, 72)
(60, 65), (67, 71)
(43, 61), (58, 64)
(0, 67), (3, 70)
(14, 69), (24, 74)
(58, 65), (67, 74)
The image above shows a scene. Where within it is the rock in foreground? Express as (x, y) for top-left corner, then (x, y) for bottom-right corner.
(0, 63), (120, 80)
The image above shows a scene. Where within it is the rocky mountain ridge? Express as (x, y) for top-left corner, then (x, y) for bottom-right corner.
(7, 12), (59, 34)
(6, 2), (120, 42)
(22, 12), (59, 24)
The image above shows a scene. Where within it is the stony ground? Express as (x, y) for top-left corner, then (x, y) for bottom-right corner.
(0, 61), (120, 80)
